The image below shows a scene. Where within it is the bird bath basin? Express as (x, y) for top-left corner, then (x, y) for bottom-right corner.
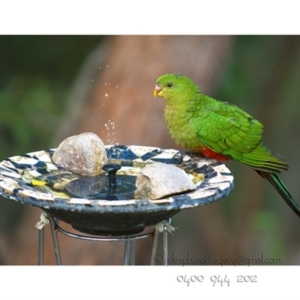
(0, 145), (234, 236)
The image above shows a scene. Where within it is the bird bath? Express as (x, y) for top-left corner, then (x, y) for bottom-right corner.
(0, 144), (234, 264)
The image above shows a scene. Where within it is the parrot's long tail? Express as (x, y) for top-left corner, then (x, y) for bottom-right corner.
(256, 171), (300, 218)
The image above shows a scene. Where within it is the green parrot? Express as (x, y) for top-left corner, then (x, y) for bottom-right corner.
(153, 73), (300, 218)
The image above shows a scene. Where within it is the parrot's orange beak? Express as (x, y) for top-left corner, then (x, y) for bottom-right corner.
(153, 84), (162, 98)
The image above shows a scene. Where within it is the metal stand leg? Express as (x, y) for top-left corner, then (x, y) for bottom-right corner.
(124, 240), (135, 265)
(163, 223), (168, 266)
(38, 227), (44, 265)
(49, 217), (63, 265)
(150, 219), (170, 265)
(150, 229), (160, 265)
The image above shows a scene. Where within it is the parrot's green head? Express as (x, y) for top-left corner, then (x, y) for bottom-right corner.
(153, 74), (200, 103)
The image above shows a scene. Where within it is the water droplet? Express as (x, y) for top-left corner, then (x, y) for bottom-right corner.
(103, 118), (119, 145)
(105, 93), (108, 97)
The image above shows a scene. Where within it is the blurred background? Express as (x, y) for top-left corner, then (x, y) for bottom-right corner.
(0, 35), (300, 265)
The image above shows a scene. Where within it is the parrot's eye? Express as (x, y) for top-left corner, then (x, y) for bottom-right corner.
(167, 82), (173, 88)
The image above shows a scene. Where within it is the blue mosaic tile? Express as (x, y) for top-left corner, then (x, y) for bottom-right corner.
(34, 161), (48, 172)
(6, 159), (33, 170)
(204, 172), (218, 179)
(118, 148), (139, 160)
(106, 146), (123, 159)
(141, 149), (162, 160)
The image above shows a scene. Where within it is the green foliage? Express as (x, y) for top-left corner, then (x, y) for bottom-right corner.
(0, 36), (103, 86)
(253, 210), (285, 258)
(0, 36), (103, 159)
(0, 78), (66, 155)
(217, 36), (272, 111)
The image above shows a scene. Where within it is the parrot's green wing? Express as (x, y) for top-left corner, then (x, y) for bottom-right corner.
(188, 97), (287, 172)
(188, 97), (263, 153)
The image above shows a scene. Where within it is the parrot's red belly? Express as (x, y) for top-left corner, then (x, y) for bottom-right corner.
(197, 146), (229, 162)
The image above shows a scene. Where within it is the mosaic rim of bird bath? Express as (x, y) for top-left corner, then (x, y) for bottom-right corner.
(0, 145), (234, 235)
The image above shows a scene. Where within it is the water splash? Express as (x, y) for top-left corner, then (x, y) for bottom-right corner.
(96, 64), (119, 146)
(104, 118), (119, 145)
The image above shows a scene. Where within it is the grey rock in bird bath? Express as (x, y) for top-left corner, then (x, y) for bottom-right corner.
(135, 161), (196, 199)
(52, 132), (108, 176)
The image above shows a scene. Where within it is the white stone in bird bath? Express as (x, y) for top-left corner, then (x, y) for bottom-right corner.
(52, 132), (108, 176)
(134, 161), (196, 200)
